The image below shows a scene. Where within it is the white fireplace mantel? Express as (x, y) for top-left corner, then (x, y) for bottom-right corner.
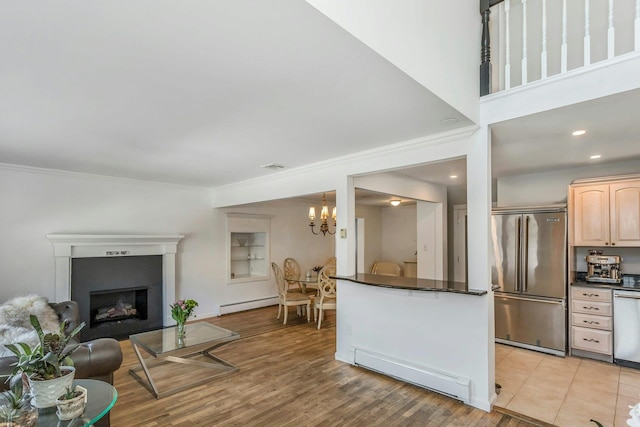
(46, 234), (184, 326)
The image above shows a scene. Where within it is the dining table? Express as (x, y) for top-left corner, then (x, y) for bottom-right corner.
(295, 273), (319, 294)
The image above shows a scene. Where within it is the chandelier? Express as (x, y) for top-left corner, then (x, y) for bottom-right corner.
(308, 193), (336, 236)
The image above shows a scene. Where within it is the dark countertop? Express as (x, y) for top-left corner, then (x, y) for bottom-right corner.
(571, 281), (640, 292)
(332, 273), (488, 296)
(571, 274), (640, 291)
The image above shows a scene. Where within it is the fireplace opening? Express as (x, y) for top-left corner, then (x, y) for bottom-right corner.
(90, 287), (148, 328)
(71, 255), (163, 341)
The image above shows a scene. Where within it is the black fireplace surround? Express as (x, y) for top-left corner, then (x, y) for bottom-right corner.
(71, 255), (163, 341)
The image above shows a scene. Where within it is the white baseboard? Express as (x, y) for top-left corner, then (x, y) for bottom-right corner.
(352, 347), (471, 404)
(219, 296), (278, 315)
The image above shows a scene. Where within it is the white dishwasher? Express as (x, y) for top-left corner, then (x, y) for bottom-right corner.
(613, 290), (640, 367)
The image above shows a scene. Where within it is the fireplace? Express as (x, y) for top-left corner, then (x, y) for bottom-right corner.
(46, 234), (184, 337)
(71, 255), (163, 340)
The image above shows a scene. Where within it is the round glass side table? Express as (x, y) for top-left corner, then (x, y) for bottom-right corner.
(36, 379), (117, 427)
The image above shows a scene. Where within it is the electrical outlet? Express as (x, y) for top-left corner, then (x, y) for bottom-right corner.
(340, 229), (347, 238)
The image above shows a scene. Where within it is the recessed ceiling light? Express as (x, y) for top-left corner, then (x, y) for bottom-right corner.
(450, 175), (458, 179)
(572, 130), (587, 136)
(590, 155), (601, 159)
(390, 200), (401, 207)
(441, 118), (459, 125)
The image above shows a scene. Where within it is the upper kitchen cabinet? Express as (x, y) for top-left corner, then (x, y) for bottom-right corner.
(570, 176), (640, 247)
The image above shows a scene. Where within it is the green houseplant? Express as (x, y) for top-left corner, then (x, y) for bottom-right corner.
(55, 384), (87, 421)
(0, 375), (38, 426)
(3, 315), (84, 408)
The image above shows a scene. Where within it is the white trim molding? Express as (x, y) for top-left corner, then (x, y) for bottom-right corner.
(46, 234), (184, 327)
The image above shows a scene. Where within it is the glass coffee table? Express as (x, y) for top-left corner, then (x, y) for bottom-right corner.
(36, 379), (117, 426)
(129, 322), (240, 399)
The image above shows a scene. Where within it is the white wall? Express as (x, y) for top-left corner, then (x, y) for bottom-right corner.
(336, 280), (491, 410)
(355, 204), (422, 275)
(305, 0), (480, 122)
(381, 205), (417, 271)
(355, 205), (382, 274)
(0, 166), (334, 319)
(496, 158), (640, 207)
(355, 171), (447, 204)
(210, 127), (494, 411)
(215, 199), (335, 312)
(0, 165), (219, 317)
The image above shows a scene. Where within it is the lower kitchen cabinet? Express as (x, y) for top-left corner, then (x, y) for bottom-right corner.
(569, 285), (613, 362)
(571, 325), (612, 354)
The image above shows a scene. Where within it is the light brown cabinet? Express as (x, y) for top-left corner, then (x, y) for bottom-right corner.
(570, 286), (612, 358)
(571, 178), (640, 247)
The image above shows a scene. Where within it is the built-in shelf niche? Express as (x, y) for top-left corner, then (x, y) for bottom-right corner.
(226, 213), (272, 284)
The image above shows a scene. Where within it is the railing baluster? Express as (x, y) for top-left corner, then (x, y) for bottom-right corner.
(541, 0), (547, 78)
(584, 0), (591, 66)
(480, 4), (492, 96)
(561, 0), (568, 73)
(636, 0), (640, 51)
(522, 0), (528, 85)
(608, 0), (615, 59)
(505, 0), (511, 89)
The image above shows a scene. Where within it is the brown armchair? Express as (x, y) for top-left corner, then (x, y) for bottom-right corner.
(0, 301), (123, 391)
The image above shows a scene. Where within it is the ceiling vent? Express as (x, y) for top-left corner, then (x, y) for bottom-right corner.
(260, 163), (285, 170)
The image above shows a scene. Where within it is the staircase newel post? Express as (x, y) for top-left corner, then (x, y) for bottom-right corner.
(480, 0), (492, 96)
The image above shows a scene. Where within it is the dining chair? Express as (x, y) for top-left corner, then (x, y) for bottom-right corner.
(271, 262), (311, 325)
(324, 256), (336, 271)
(314, 263), (337, 329)
(283, 257), (302, 292)
(371, 261), (402, 276)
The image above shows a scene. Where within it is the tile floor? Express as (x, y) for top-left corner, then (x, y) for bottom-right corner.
(495, 343), (640, 427)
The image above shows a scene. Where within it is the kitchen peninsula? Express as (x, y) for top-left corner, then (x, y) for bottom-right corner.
(334, 273), (487, 296)
(333, 273), (493, 411)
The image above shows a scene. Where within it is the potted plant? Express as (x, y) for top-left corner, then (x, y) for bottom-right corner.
(0, 375), (38, 426)
(55, 384), (87, 421)
(170, 299), (198, 338)
(3, 315), (84, 409)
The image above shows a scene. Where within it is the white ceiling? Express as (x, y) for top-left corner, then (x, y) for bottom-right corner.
(1, 2), (638, 195)
(491, 88), (640, 177)
(0, 1), (470, 188)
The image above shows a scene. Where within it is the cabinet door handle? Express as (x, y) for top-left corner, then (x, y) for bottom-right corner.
(612, 243), (616, 246)
(582, 306), (599, 310)
(605, 242), (609, 245)
(583, 338), (600, 343)
(583, 320), (600, 325)
(582, 293), (600, 297)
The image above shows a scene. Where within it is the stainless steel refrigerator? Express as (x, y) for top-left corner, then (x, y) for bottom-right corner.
(491, 206), (567, 356)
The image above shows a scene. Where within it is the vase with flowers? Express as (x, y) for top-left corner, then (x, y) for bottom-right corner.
(170, 299), (198, 338)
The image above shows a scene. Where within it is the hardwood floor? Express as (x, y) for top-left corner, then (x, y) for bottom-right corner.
(111, 307), (539, 426)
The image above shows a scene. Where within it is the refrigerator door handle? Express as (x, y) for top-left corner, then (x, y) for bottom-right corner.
(496, 293), (566, 306)
(523, 215), (530, 293)
(515, 216), (522, 292)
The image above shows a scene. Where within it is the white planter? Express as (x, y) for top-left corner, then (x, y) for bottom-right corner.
(55, 385), (87, 421)
(27, 367), (75, 409)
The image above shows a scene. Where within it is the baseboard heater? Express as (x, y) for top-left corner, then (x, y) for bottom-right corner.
(353, 348), (471, 404)
(219, 296), (278, 315)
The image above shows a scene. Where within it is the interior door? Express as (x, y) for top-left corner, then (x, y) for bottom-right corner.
(491, 213), (520, 293)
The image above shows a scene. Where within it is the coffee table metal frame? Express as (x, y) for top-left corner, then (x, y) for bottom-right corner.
(129, 322), (239, 399)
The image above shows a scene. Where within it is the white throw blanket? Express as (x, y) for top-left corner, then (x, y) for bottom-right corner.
(0, 295), (61, 357)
